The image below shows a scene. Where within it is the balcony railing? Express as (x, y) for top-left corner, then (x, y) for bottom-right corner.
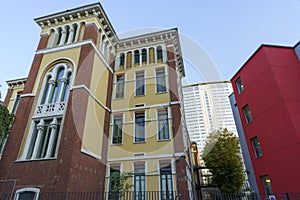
(35, 102), (65, 118)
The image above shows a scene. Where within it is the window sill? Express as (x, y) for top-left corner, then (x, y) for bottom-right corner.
(156, 91), (167, 95)
(111, 143), (123, 146)
(133, 141), (146, 144)
(114, 97), (125, 100)
(15, 157), (57, 163)
(158, 139), (171, 142)
(134, 94), (146, 97)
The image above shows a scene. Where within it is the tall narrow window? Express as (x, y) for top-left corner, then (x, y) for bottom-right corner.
(112, 115), (123, 144)
(109, 164), (121, 198)
(12, 94), (21, 114)
(56, 27), (62, 46)
(235, 77), (244, 94)
(149, 47), (155, 64)
(157, 46), (163, 63)
(261, 175), (274, 196)
(135, 71), (145, 96)
(160, 161), (173, 200)
(41, 76), (51, 104)
(49, 68), (65, 103)
(242, 105), (253, 123)
(135, 112), (145, 143)
(115, 74), (125, 99)
(156, 68), (166, 93)
(60, 73), (71, 102)
(134, 162), (145, 200)
(119, 53), (125, 70)
(134, 50), (140, 67)
(126, 52), (132, 69)
(251, 136), (262, 158)
(141, 49), (147, 65)
(158, 109), (169, 140)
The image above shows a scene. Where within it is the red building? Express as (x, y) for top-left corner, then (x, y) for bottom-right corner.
(231, 42), (300, 195)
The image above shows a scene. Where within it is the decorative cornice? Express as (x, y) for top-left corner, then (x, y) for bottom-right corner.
(6, 78), (27, 88)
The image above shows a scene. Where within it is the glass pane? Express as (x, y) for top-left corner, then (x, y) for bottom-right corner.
(18, 191), (36, 200)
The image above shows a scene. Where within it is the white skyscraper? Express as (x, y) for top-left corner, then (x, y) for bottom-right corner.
(183, 81), (237, 164)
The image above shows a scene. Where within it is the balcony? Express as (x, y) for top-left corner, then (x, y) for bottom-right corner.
(34, 102), (65, 118)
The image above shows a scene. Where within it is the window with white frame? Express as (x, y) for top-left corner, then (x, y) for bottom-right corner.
(22, 62), (72, 161)
(158, 109), (170, 140)
(40, 64), (72, 105)
(135, 71), (145, 96)
(141, 49), (147, 65)
(135, 112), (145, 143)
(119, 53), (125, 70)
(15, 188), (40, 200)
(159, 161), (173, 200)
(156, 68), (166, 93)
(112, 114), (123, 144)
(134, 50), (140, 67)
(157, 46), (163, 63)
(109, 163), (121, 198)
(115, 74), (125, 99)
(134, 162), (145, 200)
(25, 118), (62, 160)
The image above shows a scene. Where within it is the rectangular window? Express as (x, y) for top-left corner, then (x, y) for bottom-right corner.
(115, 74), (125, 98)
(251, 136), (262, 158)
(134, 162), (145, 200)
(135, 71), (145, 96)
(156, 68), (166, 93)
(235, 77), (244, 94)
(109, 164), (121, 198)
(12, 94), (21, 114)
(261, 175), (274, 196)
(112, 115), (123, 144)
(160, 161), (173, 200)
(26, 118), (61, 160)
(158, 109), (170, 140)
(242, 105), (253, 123)
(135, 112), (145, 143)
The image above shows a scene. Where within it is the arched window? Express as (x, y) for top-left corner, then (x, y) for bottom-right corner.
(142, 49), (147, 65)
(157, 46), (163, 63)
(15, 188), (40, 200)
(126, 52), (132, 69)
(50, 68), (65, 103)
(119, 53), (125, 70)
(149, 47), (155, 64)
(134, 50), (140, 67)
(64, 25), (70, 44)
(71, 24), (78, 42)
(101, 35), (106, 53)
(47, 29), (55, 48)
(56, 27), (62, 46)
(40, 63), (72, 105)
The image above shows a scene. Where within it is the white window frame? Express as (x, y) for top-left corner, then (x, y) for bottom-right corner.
(135, 70), (146, 97)
(115, 74), (125, 99)
(157, 108), (170, 141)
(155, 67), (167, 94)
(112, 114), (124, 145)
(134, 111), (146, 143)
(15, 188), (40, 200)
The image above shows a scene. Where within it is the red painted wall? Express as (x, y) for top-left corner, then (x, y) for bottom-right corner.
(231, 45), (300, 193)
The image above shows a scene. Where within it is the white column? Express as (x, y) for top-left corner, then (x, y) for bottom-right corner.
(67, 27), (75, 44)
(131, 51), (134, 67)
(32, 120), (45, 159)
(59, 27), (67, 46)
(45, 118), (58, 158)
(139, 50), (142, 66)
(48, 30), (56, 47)
(74, 24), (80, 42)
(147, 48), (149, 65)
(58, 77), (68, 102)
(154, 48), (157, 64)
(45, 79), (56, 104)
(163, 46), (167, 63)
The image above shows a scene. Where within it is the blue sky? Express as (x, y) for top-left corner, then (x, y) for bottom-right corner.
(0, 0), (299, 100)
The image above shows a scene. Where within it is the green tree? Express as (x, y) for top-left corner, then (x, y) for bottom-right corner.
(203, 128), (245, 193)
(0, 105), (14, 152)
(110, 172), (133, 195)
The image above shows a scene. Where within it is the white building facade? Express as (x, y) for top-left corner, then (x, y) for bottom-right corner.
(183, 81), (237, 163)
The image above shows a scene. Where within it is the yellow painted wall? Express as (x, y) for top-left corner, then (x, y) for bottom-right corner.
(32, 47), (81, 94)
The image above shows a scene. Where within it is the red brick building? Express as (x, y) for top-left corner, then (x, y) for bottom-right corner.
(231, 42), (300, 196)
(0, 3), (193, 199)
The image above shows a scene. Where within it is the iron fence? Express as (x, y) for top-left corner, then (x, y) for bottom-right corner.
(0, 191), (300, 200)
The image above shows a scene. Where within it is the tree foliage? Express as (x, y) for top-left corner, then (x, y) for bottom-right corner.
(0, 105), (14, 151)
(203, 128), (245, 193)
(110, 172), (133, 194)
